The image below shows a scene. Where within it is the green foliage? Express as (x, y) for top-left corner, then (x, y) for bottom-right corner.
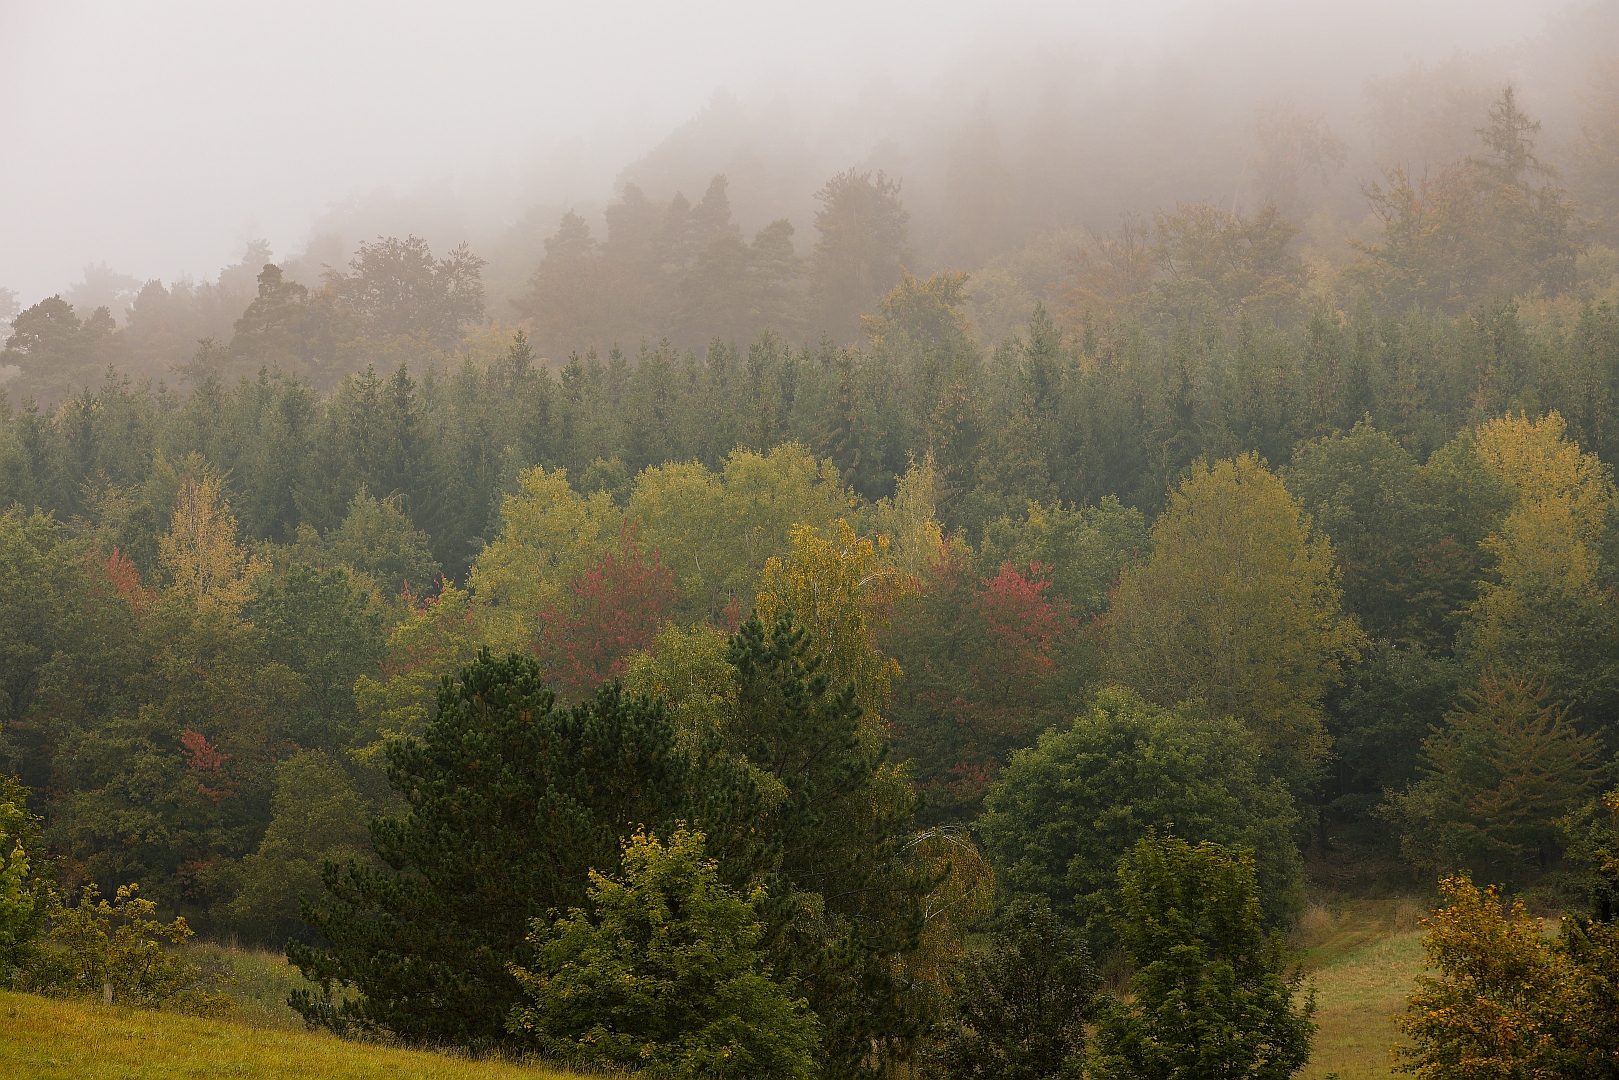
(1089, 835), (1315, 1080)
(978, 687), (1303, 946)
(1108, 453), (1363, 794)
(924, 898), (1098, 1080)
(726, 612), (930, 1080)
(307, 490), (442, 597)
(0, 777), (48, 980)
(287, 650), (693, 1046)
(223, 751), (371, 945)
(1388, 671), (1603, 880)
(508, 827), (819, 1080)
(22, 883), (232, 1014)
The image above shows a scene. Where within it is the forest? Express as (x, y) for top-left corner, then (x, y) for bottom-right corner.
(4, 21), (1619, 1080)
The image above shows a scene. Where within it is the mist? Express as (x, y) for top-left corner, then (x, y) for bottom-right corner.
(2, 0), (1601, 312)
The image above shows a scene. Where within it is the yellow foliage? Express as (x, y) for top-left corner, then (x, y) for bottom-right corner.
(756, 520), (913, 724)
(1108, 453), (1363, 788)
(158, 467), (265, 613)
(467, 466), (620, 650)
(1471, 412), (1614, 615)
(866, 455), (945, 583)
(1394, 875), (1564, 1079)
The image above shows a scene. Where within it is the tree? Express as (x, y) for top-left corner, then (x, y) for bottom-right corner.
(158, 464), (266, 613)
(0, 295), (124, 405)
(1387, 671), (1602, 880)
(1150, 203), (1308, 325)
(724, 612), (930, 1080)
(223, 751), (371, 944)
(810, 169), (911, 343)
(535, 526), (677, 699)
(977, 687), (1302, 945)
(508, 826), (820, 1080)
(1108, 453), (1363, 793)
(1285, 422), (1471, 649)
(303, 489), (441, 598)
(1349, 87), (1579, 314)
(1089, 835), (1315, 1080)
(287, 650), (690, 1046)
(1464, 412), (1619, 727)
(1394, 874), (1619, 1080)
(324, 235), (485, 349)
(923, 898), (1098, 1080)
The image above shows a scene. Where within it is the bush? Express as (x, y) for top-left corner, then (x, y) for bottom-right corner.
(0, 776), (49, 981)
(22, 883), (232, 1014)
(508, 826), (819, 1080)
(923, 898), (1097, 1080)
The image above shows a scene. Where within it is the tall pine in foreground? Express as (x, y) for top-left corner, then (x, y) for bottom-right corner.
(287, 650), (692, 1046)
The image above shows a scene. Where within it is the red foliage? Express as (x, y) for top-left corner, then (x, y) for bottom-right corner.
(975, 561), (1075, 689)
(85, 546), (157, 618)
(536, 526), (676, 699)
(180, 729), (234, 802)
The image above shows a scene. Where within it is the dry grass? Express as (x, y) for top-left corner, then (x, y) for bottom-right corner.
(0, 989), (583, 1080)
(1293, 898), (1428, 1080)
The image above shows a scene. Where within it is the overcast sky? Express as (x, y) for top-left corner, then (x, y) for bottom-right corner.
(0, 0), (1572, 305)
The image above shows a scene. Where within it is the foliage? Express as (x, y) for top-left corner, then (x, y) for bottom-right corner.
(288, 650), (693, 1046)
(1088, 835), (1315, 1080)
(534, 525), (676, 699)
(0, 777), (48, 980)
(159, 463), (267, 613)
(1349, 88), (1579, 313)
(22, 883), (232, 1014)
(1393, 874), (1619, 1080)
(1108, 452), (1363, 793)
(508, 827), (819, 1080)
(223, 751), (371, 944)
(978, 686), (1303, 946)
(1388, 671), (1603, 879)
(923, 898), (1098, 1080)
(756, 519), (912, 724)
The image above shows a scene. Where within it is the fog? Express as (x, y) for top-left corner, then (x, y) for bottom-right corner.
(0, 0), (1608, 312)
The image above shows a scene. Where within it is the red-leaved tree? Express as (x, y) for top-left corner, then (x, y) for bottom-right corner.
(535, 526), (676, 699)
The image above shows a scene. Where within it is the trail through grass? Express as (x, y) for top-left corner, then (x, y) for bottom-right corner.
(1294, 898), (1427, 1080)
(0, 988), (581, 1080)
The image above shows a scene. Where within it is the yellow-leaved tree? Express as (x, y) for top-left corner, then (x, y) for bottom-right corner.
(158, 465), (266, 612)
(1108, 453), (1363, 793)
(755, 519), (915, 726)
(1466, 413), (1617, 704)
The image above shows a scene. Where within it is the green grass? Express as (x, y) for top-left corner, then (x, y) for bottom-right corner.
(0, 988), (584, 1079)
(176, 938), (316, 1029)
(1294, 898), (1428, 1080)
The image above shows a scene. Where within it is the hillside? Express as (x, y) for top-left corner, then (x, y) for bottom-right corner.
(0, 988), (581, 1080)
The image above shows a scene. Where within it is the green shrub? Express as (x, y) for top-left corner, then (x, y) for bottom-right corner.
(23, 883), (233, 1014)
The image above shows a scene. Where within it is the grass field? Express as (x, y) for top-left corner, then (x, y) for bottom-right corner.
(1294, 898), (1428, 1080)
(0, 901), (1430, 1079)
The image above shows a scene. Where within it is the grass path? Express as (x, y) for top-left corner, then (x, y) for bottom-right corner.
(1295, 899), (1427, 1080)
(0, 989), (580, 1080)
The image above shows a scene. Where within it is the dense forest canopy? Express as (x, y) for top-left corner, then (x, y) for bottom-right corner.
(5, 5), (1619, 1078)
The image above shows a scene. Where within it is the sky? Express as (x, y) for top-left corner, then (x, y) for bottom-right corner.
(0, 0), (1576, 305)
